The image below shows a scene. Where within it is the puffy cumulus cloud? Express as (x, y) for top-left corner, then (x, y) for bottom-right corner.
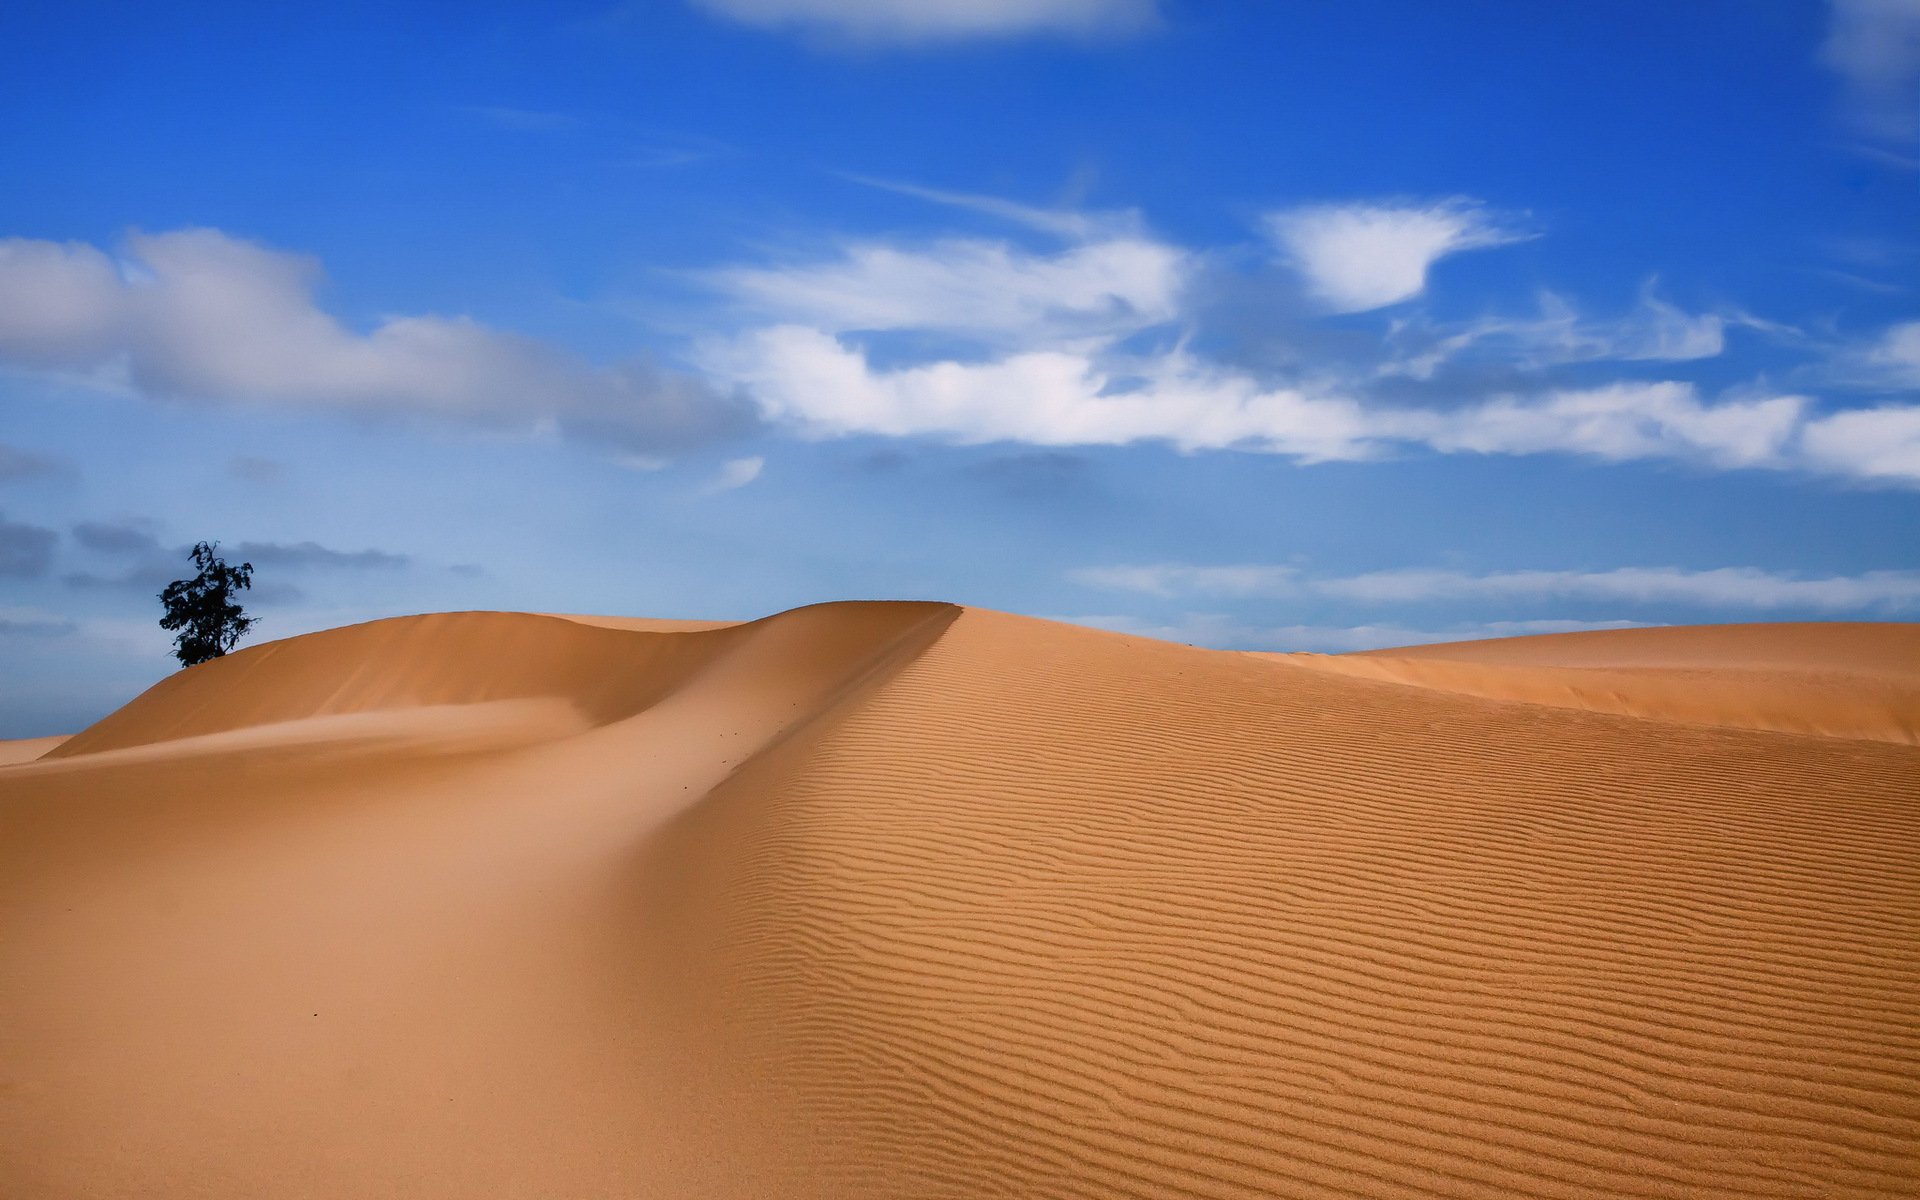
(690, 0), (1158, 44)
(0, 229), (750, 453)
(1822, 0), (1920, 142)
(1264, 199), (1532, 313)
(0, 239), (128, 366)
(1074, 562), (1920, 612)
(707, 235), (1187, 350)
(710, 328), (1820, 470)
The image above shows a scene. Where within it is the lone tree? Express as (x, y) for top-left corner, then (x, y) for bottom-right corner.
(159, 541), (256, 667)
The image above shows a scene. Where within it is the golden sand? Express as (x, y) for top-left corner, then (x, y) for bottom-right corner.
(4, 606), (1916, 1197)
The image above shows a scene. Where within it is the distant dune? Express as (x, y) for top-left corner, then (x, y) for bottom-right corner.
(1276, 622), (1920, 745)
(3, 606), (1916, 1197)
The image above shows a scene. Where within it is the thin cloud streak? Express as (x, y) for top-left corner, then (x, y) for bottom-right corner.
(1381, 285), (1774, 380)
(1072, 563), (1920, 612)
(842, 175), (1119, 240)
(705, 234), (1186, 349)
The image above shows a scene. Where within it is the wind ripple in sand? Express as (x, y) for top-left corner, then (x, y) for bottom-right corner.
(653, 610), (1920, 1198)
(4, 606), (1917, 1198)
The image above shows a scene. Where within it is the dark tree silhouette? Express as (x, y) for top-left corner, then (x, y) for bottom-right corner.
(159, 541), (256, 667)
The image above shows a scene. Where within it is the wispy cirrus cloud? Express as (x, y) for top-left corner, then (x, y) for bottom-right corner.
(1264, 199), (1533, 314)
(0, 230), (752, 453)
(689, 0), (1159, 45)
(705, 234), (1186, 350)
(842, 175), (1122, 240)
(1072, 562), (1920, 612)
(1381, 285), (1775, 380)
(1823, 319), (1920, 391)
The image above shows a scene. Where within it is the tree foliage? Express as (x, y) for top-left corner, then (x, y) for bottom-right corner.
(158, 541), (256, 668)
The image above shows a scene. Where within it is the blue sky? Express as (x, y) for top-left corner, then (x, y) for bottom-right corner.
(2, 0), (1918, 735)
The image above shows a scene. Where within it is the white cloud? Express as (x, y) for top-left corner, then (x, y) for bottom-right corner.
(690, 0), (1158, 44)
(1402, 382), (1806, 469)
(706, 329), (1385, 459)
(709, 329), (1822, 471)
(0, 229), (746, 452)
(692, 188), (1920, 482)
(1383, 286), (1750, 380)
(1822, 0), (1920, 142)
(1826, 319), (1920, 390)
(706, 455), (766, 492)
(707, 235), (1186, 349)
(1800, 405), (1920, 481)
(1265, 199), (1531, 313)
(842, 175), (1119, 240)
(1073, 563), (1920, 612)
(0, 239), (127, 366)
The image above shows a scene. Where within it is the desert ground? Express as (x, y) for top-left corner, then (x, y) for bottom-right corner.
(2, 604), (1916, 1198)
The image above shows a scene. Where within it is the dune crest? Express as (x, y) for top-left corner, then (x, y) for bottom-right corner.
(3, 606), (1916, 1198)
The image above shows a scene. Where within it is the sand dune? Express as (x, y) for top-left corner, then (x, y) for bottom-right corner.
(1272, 623), (1920, 745)
(3, 607), (1916, 1197)
(0, 735), (67, 765)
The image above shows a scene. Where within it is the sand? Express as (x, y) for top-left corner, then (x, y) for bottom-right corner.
(1274, 622), (1920, 745)
(2, 605), (1916, 1197)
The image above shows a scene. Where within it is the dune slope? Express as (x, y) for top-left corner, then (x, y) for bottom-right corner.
(3, 608), (1917, 1198)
